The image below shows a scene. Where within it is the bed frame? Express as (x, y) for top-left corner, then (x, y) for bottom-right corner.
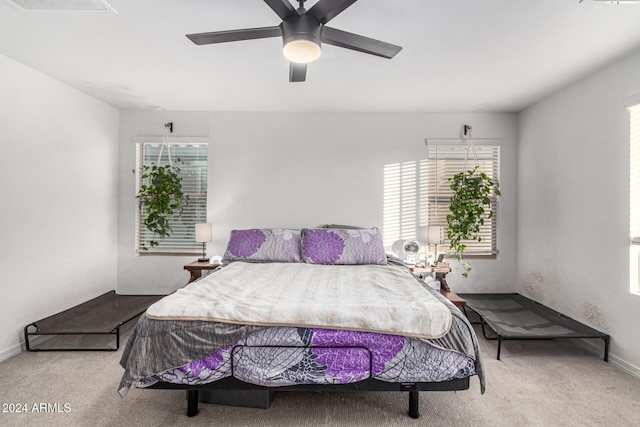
(149, 376), (470, 419)
(460, 293), (609, 361)
(145, 339), (472, 419)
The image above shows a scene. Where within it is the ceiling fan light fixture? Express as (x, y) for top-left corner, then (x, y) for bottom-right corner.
(283, 37), (321, 63)
(281, 13), (322, 64)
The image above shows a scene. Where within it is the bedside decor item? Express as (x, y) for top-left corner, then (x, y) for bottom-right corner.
(403, 239), (419, 264)
(133, 122), (189, 251)
(195, 223), (212, 262)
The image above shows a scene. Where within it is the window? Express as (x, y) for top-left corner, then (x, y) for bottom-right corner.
(383, 160), (423, 248)
(628, 101), (640, 294)
(383, 144), (500, 256)
(426, 144), (500, 256)
(135, 140), (208, 255)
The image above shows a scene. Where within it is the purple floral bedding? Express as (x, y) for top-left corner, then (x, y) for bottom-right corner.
(135, 326), (475, 388)
(119, 256), (485, 396)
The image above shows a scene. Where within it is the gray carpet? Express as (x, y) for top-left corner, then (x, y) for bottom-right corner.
(1, 324), (639, 427)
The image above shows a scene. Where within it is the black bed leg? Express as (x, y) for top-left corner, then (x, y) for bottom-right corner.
(603, 336), (610, 362)
(497, 336), (502, 360)
(187, 390), (199, 417)
(408, 391), (419, 419)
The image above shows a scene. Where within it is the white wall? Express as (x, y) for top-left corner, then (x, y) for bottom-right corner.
(518, 48), (640, 375)
(117, 111), (518, 294)
(0, 54), (119, 359)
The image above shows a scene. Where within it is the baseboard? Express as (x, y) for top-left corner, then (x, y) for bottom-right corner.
(0, 335), (53, 363)
(574, 338), (640, 380)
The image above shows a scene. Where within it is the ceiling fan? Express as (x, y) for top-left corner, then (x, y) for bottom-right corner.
(186, 0), (402, 82)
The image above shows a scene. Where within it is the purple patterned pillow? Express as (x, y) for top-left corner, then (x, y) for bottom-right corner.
(223, 229), (302, 263)
(301, 227), (386, 265)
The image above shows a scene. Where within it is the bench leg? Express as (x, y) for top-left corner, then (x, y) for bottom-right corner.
(408, 391), (419, 419)
(24, 325), (33, 352)
(603, 336), (610, 362)
(497, 336), (502, 360)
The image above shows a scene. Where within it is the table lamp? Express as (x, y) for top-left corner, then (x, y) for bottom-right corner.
(428, 225), (444, 262)
(195, 223), (212, 262)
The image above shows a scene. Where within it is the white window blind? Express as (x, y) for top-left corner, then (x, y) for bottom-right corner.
(629, 104), (640, 245)
(426, 144), (500, 256)
(383, 161), (420, 248)
(135, 141), (208, 255)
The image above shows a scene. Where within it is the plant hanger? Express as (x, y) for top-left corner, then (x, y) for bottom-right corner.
(156, 122), (174, 167)
(461, 124), (479, 172)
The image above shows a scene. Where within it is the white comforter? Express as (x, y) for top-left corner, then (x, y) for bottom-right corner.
(146, 262), (452, 339)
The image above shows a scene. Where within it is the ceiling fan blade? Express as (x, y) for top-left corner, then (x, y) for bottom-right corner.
(186, 26), (281, 45)
(321, 26), (402, 59)
(263, 0), (296, 20)
(289, 62), (307, 82)
(307, 0), (358, 24)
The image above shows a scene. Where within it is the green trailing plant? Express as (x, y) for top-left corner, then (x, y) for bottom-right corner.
(133, 162), (188, 250)
(446, 165), (500, 278)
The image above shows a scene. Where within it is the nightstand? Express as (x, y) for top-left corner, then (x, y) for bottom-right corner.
(184, 261), (221, 284)
(410, 265), (466, 308)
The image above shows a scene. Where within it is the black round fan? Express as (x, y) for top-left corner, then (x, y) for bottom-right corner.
(186, 0), (402, 82)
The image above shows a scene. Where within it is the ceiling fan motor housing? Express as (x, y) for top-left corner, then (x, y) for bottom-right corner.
(281, 13), (322, 50)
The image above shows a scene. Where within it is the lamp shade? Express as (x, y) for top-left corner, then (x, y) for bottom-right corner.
(283, 39), (321, 63)
(195, 223), (212, 243)
(428, 225), (444, 245)
(417, 226), (429, 243)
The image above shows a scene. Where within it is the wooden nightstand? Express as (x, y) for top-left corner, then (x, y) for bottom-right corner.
(410, 265), (466, 308)
(184, 261), (221, 284)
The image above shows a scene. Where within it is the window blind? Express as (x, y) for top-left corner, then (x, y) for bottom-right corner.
(426, 144), (500, 256)
(629, 104), (640, 244)
(136, 142), (208, 254)
(383, 161), (419, 248)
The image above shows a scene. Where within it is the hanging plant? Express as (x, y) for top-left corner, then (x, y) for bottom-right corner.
(446, 165), (500, 278)
(132, 123), (189, 250)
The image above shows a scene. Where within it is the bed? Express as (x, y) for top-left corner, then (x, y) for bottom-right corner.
(118, 227), (485, 419)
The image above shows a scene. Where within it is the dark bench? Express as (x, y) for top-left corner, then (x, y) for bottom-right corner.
(459, 293), (609, 361)
(24, 290), (163, 351)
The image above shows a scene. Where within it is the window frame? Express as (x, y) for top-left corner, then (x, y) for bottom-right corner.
(626, 95), (640, 295)
(134, 136), (209, 256)
(382, 142), (500, 259)
(425, 141), (501, 258)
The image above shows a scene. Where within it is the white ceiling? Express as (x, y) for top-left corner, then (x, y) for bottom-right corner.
(2, 0), (640, 112)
